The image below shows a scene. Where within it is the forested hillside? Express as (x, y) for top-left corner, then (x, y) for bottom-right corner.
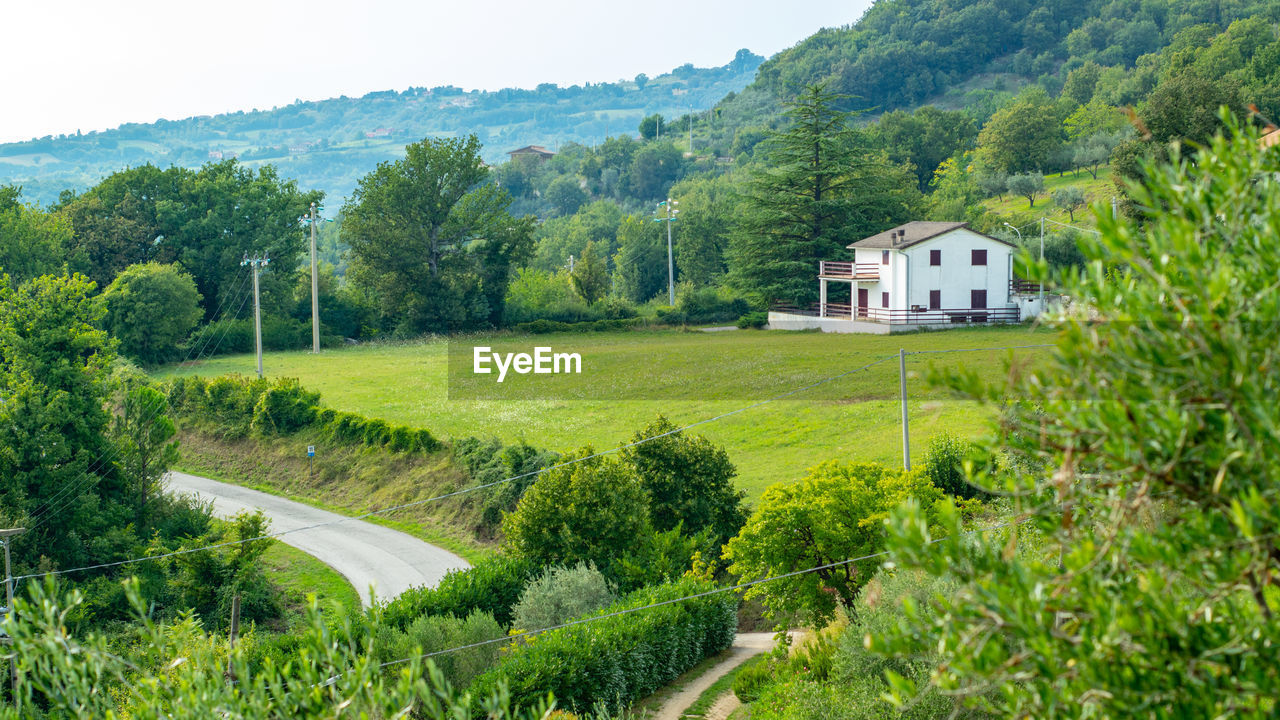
(0, 50), (762, 205)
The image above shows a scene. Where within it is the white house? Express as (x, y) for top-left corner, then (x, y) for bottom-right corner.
(769, 221), (1045, 333)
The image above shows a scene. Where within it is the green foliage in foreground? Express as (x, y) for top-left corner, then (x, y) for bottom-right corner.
(5, 579), (550, 719)
(469, 577), (737, 714)
(879, 121), (1280, 716)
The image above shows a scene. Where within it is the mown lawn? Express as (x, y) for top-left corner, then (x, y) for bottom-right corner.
(261, 541), (361, 615)
(158, 325), (1052, 499)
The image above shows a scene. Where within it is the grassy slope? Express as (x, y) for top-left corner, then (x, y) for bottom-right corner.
(159, 326), (1049, 500)
(261, 540), (361, 616)
(982, 168), (1115, 226)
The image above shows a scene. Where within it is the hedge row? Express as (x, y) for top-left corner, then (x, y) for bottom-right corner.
(182, 316), (342, 357)
(381, 555), (542, 629)
(165, 374), (439, 453)
(512, 317), (648, 334)
(467, 577), (738, 714)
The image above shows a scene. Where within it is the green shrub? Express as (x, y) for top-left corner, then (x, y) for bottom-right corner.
(372, 610), (505, 688)
(181, 316), (342, 357)
(250, 378), (321, 435)
(413, 428), (442, 453)
(361, 418), (391, 446)
(380, 555), (543, 629)
(101, 262), (203, 365)
(468, 577), (738, 714)
(675, 286), (752, 324)
(511, 563), (616, 632)
(387, 425), (415, 452)
(732, 655), (773, 703)
(454, 437), (557, 535)
(737, 311), (768, 329)
(921, 432), (988, 500)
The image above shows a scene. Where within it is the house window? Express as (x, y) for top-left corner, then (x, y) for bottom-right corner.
(930, 249), (941, 266)
(929, 290), (941, 309)
(971, 249), (987, 266)
(971, 289), (987, 308)
(881, 250), (890, 265)
(881, 292), (889, 308)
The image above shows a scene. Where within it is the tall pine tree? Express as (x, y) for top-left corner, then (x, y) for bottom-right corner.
(727, 84), (919, 306)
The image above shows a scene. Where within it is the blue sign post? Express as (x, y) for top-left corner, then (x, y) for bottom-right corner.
(307, 445), (315, 477)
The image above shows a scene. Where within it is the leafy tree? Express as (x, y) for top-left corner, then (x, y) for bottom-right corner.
(625, 141), (687, 200)
(0, 273), (122, 569)
(727, 84), (919, 305)
(614, 215), (666, 303)
(869, 106), (978, 191)
(1061, 60), (1104, 105)
(1052, 186), (1087, 220)
(927, 152), (985, 221)
(881, 121), (1280, 718)
(503, 449), (652, 575)
(639, 113), (665, 140)
(1141, 72), (1246, 146)
(1071, 135), (1114, 179)
(0, 188), (68, 283)
(544, 175), (587, 216)
(568, 240), (609, 305)
(101, 262), (203, 364)
(724, 461), (942, 623)
(1006, 172), (1045, 208)
(342, 135), (534, 333)
(620, 416), (746, 547)
(670, 174), (737, 288)
(1063, 97), (1128, 142)
(920, 432), (981, 500)
(113, 386), (179, 527)
(975, 87), (1064, 173)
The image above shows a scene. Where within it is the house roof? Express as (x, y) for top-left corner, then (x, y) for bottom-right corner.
(1262, 128), (1280, 148)
(848, 221), (1015, 250)
(507, 145), (555, 157)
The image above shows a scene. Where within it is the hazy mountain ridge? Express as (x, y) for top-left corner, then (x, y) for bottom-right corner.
(0, 49), (763, 205)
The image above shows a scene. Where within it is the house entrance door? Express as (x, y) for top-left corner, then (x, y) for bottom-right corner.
(857, 288), (869, 318)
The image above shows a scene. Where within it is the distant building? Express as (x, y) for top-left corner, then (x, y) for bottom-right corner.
(364, 128), (395, 139)
(1262, 127), (1280, 149)
(768, 221), (1049, 334)
(507, 145), (556, 161)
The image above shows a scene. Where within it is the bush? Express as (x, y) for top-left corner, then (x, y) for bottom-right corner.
(372, 610), (505, 689)
(732, 655), (773, 703)
(675, 285), (752, 324)
(468, 577), (738, 714)
(736, 311), (768, 329)
(101, 262), (203, 365)
(380, 555), (543, 629)
(453, 437), (557, 535)
(250, 378), (321, 435)
(182, 315), (341, 357)
(511, 563), (616, 632)
(921, 432), (980, 499)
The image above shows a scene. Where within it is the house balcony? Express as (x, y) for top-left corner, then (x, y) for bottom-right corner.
(818, 261), (880, 281)
(1009, 279), (1044, 295)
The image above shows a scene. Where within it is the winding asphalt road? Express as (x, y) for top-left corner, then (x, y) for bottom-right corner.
(166, 471), (470, 607)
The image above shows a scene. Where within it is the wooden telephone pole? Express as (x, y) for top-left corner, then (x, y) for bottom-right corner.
(1, 528), (26, 710)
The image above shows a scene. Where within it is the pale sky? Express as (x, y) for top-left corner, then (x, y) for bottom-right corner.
(4, 0), (872, 145)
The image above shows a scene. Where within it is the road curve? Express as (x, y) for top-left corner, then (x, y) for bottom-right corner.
(166, 471), (470, 607)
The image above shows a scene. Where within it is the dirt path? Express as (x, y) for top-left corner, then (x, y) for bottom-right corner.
(649, 632), (777, 720)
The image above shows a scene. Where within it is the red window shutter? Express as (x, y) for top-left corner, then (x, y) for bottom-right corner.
(929, 290), (941, 309)
(881, 250), (890, 265)
(971, 249), (987, 265)
(881, 292), (889, 308)
(930, 249), (941, 266)
(971, 289), (987, 308)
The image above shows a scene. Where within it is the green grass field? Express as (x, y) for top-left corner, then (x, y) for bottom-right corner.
(261, 541), (361, 617)
(159, 325), (1051, 499)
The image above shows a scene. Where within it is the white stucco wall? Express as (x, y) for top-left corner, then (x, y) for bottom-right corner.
(853, 229), (1015, 311)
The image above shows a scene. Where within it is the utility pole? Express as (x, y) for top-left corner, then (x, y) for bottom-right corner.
(1, 528), (25, 711)
(688, 103), (693, 154)
(241, 254), (270, 378)
(225, 594), (241, 683)
(654, 199), (679, 305)
(310, 202), (320, 354)
(1038, 216), (1045, 312)
(899, 349), (911, 471)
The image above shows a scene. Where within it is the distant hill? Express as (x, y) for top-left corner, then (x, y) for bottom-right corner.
(0, 50), (763, 206)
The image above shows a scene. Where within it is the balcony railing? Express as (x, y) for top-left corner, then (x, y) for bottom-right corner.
(1009, 279), (1044, 294)
(773, 302), (1020, 325)
(818, 261), (880, 280)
